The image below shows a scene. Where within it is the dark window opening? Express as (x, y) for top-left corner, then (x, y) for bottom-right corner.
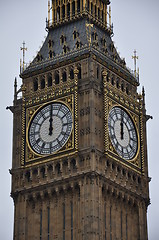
(73, 30), (79, 40)
(62, 71), (67, 82)
(91, 3), (93, 14)
(61, 35), (66, 44)
(55, 72), (60, 84)
(37, 54), (43, 62)
(62, 5), (65, 19)
(63, 45), (69, 54)
(41, 167), (45, 178)
(55, 163), (61, 175)
(34, 80), (38, 91)
(116, 79), (119, 88)
(57, 7), (60, 21)
(126, 87), (129, 95)
(107, 72), (110, 82)
(67, 3), (70, 19)
(70, 69), (74, 80)
(71, 159), (76, 170)
(48, 39), (53, 48)
(111, 76), (114, 85)
(41, 78), (45, 89)
(92, 32), (98, 41)
(101, 10), (103, 22)
(49, 50), (53, 58)
(95, 5), (97, 17)
(26, 172), (30, 182)
(97, 67), (99, 79)
(98, 8), (100, 19)
(76, 41), (81, 49)
(48, 74), (52, 87)
(72, 1), (75, 16)
(77, 0), (80, 12)
(87, 0), (89, 11)
(77, 66), (81, 79)
(121, 83), (124, 91)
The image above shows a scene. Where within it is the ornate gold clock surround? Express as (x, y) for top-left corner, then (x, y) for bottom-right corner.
(103, 69), (143, 174)
(25, 95), (75, 164)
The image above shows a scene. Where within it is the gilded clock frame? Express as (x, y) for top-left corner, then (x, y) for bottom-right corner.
(105, 97), (142, 172)
(24, 94), (76, 166)
(107, 103), (140, 162)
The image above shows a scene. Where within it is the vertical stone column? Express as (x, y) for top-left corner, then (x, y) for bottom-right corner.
(115, 200), (120, 239)
(103, 3), (106, 26)
(70, 0), (73, 19)
(54, 0), (57, 22)
(80, 178), (85, 240)
(27, 200), (34, 239)
(65, 2), (67, 20)
(13, 197), (18, 240)
(34, 198), (40, 240)
(83, 0), (86, 11)
(98, 180), (102, 240)
(106, 197), (112, 240)
(60, 3), (62, 23)
(105, 3), (107, 26)
(80, 0), (83, 12)
(54, 191), (58, 238)
(102, 70), (108, 153)
(21, 195), (27, 240)
(74, 66), (79, 151)
(89, 0), (91, 15)
(78, 181), (82, 240)
(138, 202), (148, 240)
(52, 0), (54, 24)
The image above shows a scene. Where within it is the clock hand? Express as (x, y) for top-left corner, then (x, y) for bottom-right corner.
(120, 110), (124, 140)
(49, 105), (53, 136)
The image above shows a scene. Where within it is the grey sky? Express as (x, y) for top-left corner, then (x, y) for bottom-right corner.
(0, 0), (158, 239)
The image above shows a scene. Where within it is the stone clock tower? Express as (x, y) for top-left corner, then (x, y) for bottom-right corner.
(10, 1), (150, 239)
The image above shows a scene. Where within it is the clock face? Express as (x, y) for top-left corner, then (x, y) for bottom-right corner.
(28, 102), (73, 155)
(108, 106), (138, 160)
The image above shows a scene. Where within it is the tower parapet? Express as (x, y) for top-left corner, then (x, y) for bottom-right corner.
(46, 0), (113, 35)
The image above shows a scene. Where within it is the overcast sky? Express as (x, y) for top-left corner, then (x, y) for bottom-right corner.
(0, 0), (159, 239)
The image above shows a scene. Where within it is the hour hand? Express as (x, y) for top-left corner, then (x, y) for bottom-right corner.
(49, 105), (53, 136)
(120, 111), (124, 140)
(120, 121), (124, 140)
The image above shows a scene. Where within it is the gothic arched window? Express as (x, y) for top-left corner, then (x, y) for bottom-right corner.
(70, 68), (74, 80)
(62, 71), (67, 82)
(41, 77), (45, 89)
(48, 74), (52, 87)
(55, 72), (60, 84)
(72, 1), (75, 16)
(33, 79), (38, 91)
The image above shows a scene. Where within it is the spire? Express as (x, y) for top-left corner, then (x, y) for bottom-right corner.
(20, 41), (27, 73)
(132, 50), (138, 78)
(14, 77), (17, 101)
(109, 5), (112, 31)
(48, 0), (50, 28)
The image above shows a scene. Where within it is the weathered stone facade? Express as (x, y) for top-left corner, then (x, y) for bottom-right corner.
(10, 1), (150, 239)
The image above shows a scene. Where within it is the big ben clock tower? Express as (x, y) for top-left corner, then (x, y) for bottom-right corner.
(10, 1), (150, 239)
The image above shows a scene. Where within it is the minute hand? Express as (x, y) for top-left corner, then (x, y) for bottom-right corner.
(120, 112), (124, 140)
(49, 105), (53, 136)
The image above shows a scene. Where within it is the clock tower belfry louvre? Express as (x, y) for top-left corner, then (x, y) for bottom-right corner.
(10, 1), (150, 239)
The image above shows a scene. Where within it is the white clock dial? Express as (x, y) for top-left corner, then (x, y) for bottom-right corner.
(28, 102), (73, 155)
(108, 106), (138, 160)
